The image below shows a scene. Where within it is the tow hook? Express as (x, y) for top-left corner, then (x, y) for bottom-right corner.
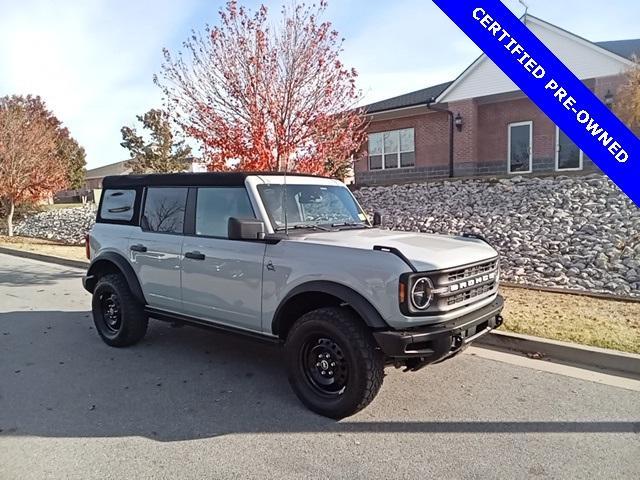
(495, 315), (504, 327)
(451, 335), (463, 350)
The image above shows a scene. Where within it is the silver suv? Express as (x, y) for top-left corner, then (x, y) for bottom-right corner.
(83, 172), (504, 418)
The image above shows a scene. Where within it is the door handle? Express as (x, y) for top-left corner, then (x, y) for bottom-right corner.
(130, 244), (147, 252)
(185, 251), (205, 260)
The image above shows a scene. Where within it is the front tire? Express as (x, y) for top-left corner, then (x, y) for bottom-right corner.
(284, 307), (384, 419)
(92, 273), (148, 347)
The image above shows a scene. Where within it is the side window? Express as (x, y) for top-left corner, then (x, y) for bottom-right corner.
(195, 187), (255, 238)
(142, 187), (188, 234)
(100, 189), (136, 221)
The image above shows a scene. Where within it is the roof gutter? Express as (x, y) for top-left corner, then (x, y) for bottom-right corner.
(427, 98), (455, 178)
(366, 103), (435, 117)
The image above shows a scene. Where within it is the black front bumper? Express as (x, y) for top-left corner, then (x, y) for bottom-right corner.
(373, 295), (504, 364)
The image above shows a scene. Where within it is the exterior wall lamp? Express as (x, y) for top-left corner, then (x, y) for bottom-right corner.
(604, 90), (614, 108)
(454, 112), (463, 131)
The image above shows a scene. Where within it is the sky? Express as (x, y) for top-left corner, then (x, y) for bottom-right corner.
(1, 0), (638, 169)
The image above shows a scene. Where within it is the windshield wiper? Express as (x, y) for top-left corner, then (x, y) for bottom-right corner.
(274, 223), (331, 232)
(330, 221), (370, 229)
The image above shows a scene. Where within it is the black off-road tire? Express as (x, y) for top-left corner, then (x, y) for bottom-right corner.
(92, 273), (148, 347)
(284, 307), (384, 419)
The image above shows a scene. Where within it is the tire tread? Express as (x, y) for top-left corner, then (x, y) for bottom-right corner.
(286, 307), (384, 418)
(93, 273), (148, 347)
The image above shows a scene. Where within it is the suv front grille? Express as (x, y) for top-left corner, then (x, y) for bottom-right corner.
(428, 258), (499, 312)
(447, 260), (498, 282)
(446, 281), (496, 306)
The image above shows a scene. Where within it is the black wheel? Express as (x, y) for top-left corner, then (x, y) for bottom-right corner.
(92, 273), (148, 347)
(284, 307), (384, 419)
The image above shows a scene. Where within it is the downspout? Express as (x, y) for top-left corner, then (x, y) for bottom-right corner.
(427, 98), (455, 178)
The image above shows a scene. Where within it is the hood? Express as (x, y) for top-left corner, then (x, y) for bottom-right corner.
(292, 228), (497, 271)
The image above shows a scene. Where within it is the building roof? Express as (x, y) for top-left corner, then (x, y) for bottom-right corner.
(86, 157), (206, 180)
(363, 16), (639, 115)
(102, 172), (328, 188)
(86, 160), (131, 179)
(595, 39), (640, 60)
(363, 81), (451, 114)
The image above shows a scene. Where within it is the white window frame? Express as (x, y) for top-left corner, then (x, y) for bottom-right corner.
(507, 121), (533, 174)
(368, 128), (415, 171)
(554, 126), (584, 172)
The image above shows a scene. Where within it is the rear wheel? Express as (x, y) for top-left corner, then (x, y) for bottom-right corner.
(284, 307), (384, 419)
(92, 273), (148, 347)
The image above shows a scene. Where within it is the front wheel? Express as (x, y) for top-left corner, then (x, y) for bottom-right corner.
(284, 307), (384, 419)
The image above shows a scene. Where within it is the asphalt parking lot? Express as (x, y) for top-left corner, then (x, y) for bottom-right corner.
(1, 253), (639, 479)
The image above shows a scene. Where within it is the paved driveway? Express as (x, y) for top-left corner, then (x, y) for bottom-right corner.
(0, 253), (639, 479)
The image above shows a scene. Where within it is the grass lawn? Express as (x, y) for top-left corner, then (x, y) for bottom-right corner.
(499, 287), (640, 354)
(1, 235), (638, 353)
(0, 235), (87, 262)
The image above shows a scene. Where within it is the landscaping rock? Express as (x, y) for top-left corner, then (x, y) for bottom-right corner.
(13, 205), (97, 245)
(354, 174), (639, 298)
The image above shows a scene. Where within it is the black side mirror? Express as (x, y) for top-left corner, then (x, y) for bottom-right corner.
(372, 211), (384, 227)
(228, 217), (266, 240)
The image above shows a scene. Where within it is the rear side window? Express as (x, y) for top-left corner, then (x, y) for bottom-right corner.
(195, 187), (255, 238)
(141, 187), (188, 234)
(100, 189), (136, 221)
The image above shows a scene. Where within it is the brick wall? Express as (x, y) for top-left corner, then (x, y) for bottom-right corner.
(354, 111), (449, 176)
(593, 74), (625, 99)
(356, 75), (623, 185)
(449, 99), (479, 176)
(476, 97), (555, 175)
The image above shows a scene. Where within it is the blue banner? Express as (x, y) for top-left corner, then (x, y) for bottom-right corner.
(432, 0), (639, 206)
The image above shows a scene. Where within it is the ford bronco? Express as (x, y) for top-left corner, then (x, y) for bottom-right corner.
(83, 172), (504, 418)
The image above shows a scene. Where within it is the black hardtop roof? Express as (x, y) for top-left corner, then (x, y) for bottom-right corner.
(102, 171), (330, 188)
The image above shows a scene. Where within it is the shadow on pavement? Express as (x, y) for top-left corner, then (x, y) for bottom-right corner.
(1, 310), (638, 441)
(0, 265), (84, 287)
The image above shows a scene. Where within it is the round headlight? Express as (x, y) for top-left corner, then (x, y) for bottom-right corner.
(410, 277), (433, 310)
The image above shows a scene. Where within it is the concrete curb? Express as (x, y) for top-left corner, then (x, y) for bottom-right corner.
(0, 246), (89, 270)
(477, 330), (640, 379)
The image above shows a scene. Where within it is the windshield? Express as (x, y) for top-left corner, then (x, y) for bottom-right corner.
(257, 184), (369, 230)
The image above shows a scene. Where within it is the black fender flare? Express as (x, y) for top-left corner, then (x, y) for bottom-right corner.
(84, 252), (146, 304)
(272, 280), (389, 335)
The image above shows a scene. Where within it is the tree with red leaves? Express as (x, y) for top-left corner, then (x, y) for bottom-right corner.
(0, 95), (70, 236)
(157, 0), (366, 178)
(615, 56), (640, 133)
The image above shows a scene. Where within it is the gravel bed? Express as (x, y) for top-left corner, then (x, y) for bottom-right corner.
(13, 205), (97, 245)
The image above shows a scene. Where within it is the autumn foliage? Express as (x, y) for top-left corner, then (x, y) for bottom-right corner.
(614, 56), (640, 133)
(0, 95), (73, 235)
(157, 0), (366, 178)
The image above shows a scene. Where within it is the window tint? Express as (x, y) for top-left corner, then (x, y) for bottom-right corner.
(195, 187), (255, 238)
(142, 188), (187, 233)
(100, 189), (136, 221)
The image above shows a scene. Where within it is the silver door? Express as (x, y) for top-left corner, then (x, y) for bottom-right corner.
(181, 237), (265, 331)
(180, 186), (265, 332)
(129, 187), (188, 312)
